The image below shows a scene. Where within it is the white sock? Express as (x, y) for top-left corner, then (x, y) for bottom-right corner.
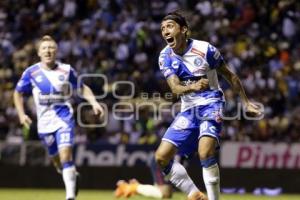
(203, 164), (220, 200)
(136, 184), (163, 198)
(62, 166), (76, 199)
(168, 161), (199, 197)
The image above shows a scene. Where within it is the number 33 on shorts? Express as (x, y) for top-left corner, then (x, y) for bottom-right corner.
(59, 132), (71, 143)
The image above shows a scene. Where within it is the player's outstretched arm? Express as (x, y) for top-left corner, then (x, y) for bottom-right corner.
(166, 75), (209, 96)
(81, 84), (104, 117)
(217, 62), (261, 116)
(13, 91), (32, 129)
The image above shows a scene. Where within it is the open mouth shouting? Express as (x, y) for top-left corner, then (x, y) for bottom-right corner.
(165, 37), (175, 48)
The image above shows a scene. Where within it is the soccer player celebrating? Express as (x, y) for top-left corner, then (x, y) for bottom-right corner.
(13, 35), (104, 200)
(155, 11), (261, 200)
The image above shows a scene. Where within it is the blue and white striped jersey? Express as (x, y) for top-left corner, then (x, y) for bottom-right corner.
(16, 62), (82, 133)
(159, 39), (225, 111)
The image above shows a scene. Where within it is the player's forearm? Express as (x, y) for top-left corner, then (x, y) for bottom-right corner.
(228, 74), (249, 104)
(81, 84), (98, 105)
(170, 84), (198, 96)
(218, 63), (249, 105)
(13, 91), (26, 118)
(167, 75), (201, 96)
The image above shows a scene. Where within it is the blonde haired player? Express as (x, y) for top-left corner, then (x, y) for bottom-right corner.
(14, 35), (104, 200)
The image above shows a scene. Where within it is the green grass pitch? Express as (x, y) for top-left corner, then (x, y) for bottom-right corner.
(0, 189), (299, 200)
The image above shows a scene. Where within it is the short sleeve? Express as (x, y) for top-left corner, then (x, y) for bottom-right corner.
(206, 44), (224, 69)
(15, 69), (32, 94)
(158, 52), (177, 79)
(69, 67), (83, 89)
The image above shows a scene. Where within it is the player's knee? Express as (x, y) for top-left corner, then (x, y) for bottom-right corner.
(199, 150), (214, 161)
(198, 136), (217, 160)
(155, 152), (167, 168)
(59, 154), (72, 163)
(155, 151), (171, 168)
(198, 144), (215, 161)
(59, 146), (73, 163)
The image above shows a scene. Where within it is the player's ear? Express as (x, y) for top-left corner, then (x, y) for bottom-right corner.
(181, 26), (188, 35)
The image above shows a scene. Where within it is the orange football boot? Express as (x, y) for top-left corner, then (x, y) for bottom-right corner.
(115, 180), (129, 198)
(187, 191), (208, 200)
(115, 179), (139, 198)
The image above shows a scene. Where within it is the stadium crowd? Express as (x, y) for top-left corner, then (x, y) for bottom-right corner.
(0, 0), (300, 144)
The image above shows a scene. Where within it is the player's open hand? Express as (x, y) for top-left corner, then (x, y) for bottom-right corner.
(244, 102), (262, 117)
(20, 114), (32, 129)
(193, 78), (209, 91)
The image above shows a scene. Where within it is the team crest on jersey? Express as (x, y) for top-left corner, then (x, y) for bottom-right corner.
(58, 75), (65, 81)
(194, 57), (203, 67)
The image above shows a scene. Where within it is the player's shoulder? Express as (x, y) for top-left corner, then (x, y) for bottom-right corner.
(22, 63), (40, 76)
(190, 39), (220, 57)
(57, 62), (71, 70)
(159, 45), (172, 56)
(158, 46), (174, 70)
(27, 63), (40, 70)
(191, 39), (210, 51)
(56, 62), (73, 74)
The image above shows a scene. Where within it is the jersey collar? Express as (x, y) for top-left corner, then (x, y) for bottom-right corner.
(172, 38), (193, 57)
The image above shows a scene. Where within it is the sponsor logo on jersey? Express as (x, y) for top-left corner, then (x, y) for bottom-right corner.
(38, 92), (66, 105)
(171, 60), (179, 69)
(35, 75), (43, 82)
